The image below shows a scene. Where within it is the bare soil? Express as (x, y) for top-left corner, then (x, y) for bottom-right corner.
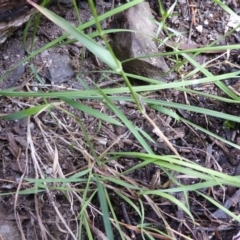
(1, 0), (240, 239)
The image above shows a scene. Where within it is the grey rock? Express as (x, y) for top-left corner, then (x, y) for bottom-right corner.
(56, 0), (81, 8)
(0, 202), (21, 240)
(113, 2), (170, 81)
(44, 52), (75, 84)
(57, 0), (74, 8)
(0, 46), (25, 89)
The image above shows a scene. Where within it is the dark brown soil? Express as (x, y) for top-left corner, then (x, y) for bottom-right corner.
(1, 0), (240, 239)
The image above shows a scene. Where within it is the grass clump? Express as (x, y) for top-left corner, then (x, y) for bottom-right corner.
(1, 0), (240, 239)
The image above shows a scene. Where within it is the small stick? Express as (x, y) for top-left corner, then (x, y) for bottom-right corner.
(121, 202), (136, 239)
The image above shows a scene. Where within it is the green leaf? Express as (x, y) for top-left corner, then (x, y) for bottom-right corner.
(141, 190), (194, 221)
(60, 97), (122, 126)
(95, 177), (114, 240)
(28, 0), (121, 72)
(1, 104), (52, 120)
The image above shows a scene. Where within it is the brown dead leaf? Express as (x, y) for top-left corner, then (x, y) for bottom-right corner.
(6, 132), (20, 159)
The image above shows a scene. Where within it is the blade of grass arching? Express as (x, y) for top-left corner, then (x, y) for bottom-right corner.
(78, 171), (97, 239)
(137, 128), (155, 143)
(78, 172), (96, 217)
(123, 72), (240, 103)
(0, 2), (144, 97)
(31, 0), (144, 51)
(23, 0), (50, 52)
(197, 191), (240, 222)
(1, 103), (53, 120)
(83, 214), (94, 240)
(1, 90), (240, 125)
(88, 0), (113, 54)
(95, 177), (114, 240)
(79, 190), (97, 240)
(0, 188), (44, 196)
(29, 12), (43, 52)
(153, 161), (240, 188)
(115, 192), (142, 216)
(72, 0), (81, 25)
(77, 0), (144, 31)
(118, 155), (182, 175)
(95, 87), (153, 154)
(60, 97), (122, 126)
(117, 156), (155, 175)
(68, 169), (91, 179)
(148, 99), (240, 123)
(2, 70), (240, 97)
(140, 226), (175, 240)
(113, 152), (240, 187)
(29, 0), (141, 111)
(87, 0), (141, 111)
(121, 44), (240, 60)
(27, 0), (121, 72)
(180, 117), (240, 151)
(118, 154), (201, 193)
(76, 76), (92, 90)
(175, 87), (240, 104)
(149, 102), (240, 153)
(151, 155), (240, 185)
(121, 43), (240, 94)
(98, 175), (141, 190)
(141, 230), (154, 240)
(2, 42), (238, 86)
(160, 180), (220, 193)
(154, 106), (180, 120)
(180, 52), (240, 100)
(141, 226), (175, 240)
(146, 161), (214, 182)
(141, 190), (194, 221)
(25, 177), (87, 184)
(14, 0), (144, 75)
(23, 14), (34, 52)
(126, 70), (240, 103)
(29, 64), (45, 84)
(143, 195), (176, 238)
(213, 0), (238, 16)
(85, 85), (240, 104)
(154, 104), (240, 151)
(104, 189), (126, 240)
(0, 67), (235, 95)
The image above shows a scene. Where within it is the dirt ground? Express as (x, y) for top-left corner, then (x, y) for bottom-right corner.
(1, 0), (240, 239)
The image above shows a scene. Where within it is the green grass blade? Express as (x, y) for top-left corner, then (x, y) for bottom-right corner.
(28, 0), (121, 72)
(141, 190), (194, 220)
(95, 86), (153, 154)
(60, 97), (122, 126)
(95, 177), (114, 240)
(1, 103), (52, 120)
(197, 191), (240, 222)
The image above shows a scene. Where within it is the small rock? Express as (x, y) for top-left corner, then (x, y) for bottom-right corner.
(57, 0), (74, 8)
(44, 53), (75, 84)
(178, 0), (187, 4)
(113, 2), (170, 81)
(0, 47), (25, 89)
(196, 25), (203, 33)
(56, 0), (81, 8)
